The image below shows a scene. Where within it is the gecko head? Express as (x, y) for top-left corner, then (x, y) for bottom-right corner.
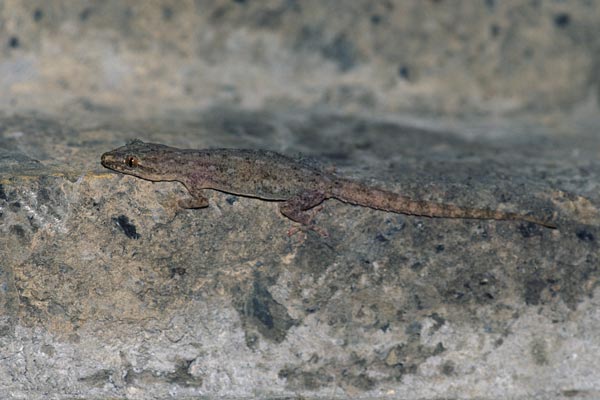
(101, 139), (177, 181)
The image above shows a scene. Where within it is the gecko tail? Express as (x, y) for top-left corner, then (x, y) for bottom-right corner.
(332, 180), (557, 229)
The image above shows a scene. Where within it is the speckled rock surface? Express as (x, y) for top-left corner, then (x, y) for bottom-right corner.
(1, 0), (600, 117)
(1, 1), (600, 399)
(1, 109), (599, 399)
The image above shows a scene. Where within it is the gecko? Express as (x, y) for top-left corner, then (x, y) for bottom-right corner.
(100, 140), (557, 230)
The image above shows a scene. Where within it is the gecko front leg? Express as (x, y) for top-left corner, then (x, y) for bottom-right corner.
(279, 190), (328, 236)
(178, 185), (209, 209)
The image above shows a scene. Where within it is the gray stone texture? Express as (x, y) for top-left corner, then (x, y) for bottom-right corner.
(1, 1), (600, 399)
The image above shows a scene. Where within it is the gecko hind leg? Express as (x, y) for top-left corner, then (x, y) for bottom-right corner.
(279, 190), (328, 236)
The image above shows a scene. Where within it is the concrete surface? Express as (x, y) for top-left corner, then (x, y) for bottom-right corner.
(1, 1), (600, 399)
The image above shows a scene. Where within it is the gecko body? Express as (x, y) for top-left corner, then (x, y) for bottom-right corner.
(101, 140), (556, 229)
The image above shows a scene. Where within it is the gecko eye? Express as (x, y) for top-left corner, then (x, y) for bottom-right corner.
(126, 156), (139, 168)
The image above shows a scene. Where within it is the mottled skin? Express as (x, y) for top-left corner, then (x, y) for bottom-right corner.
(101, 140), (556, 229)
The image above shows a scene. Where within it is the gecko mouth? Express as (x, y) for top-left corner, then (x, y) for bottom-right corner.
(100, 152), (123, 171)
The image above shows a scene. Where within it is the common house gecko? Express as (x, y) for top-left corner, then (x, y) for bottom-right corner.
(100, 140), (557, 230)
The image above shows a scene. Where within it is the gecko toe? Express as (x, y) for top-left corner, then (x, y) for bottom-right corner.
(287, 224), (329, 238)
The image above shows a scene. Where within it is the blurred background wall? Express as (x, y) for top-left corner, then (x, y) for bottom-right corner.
(1, 0), (599, 122)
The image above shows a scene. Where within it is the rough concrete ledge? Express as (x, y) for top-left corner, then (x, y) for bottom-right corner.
(1, 110), (599, 399)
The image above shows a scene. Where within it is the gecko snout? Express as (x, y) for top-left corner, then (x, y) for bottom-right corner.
(100, 152), (117, 168)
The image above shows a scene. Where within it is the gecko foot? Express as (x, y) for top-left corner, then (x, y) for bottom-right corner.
(284, 202), (329, 238)
(177, 195), (209, 209)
